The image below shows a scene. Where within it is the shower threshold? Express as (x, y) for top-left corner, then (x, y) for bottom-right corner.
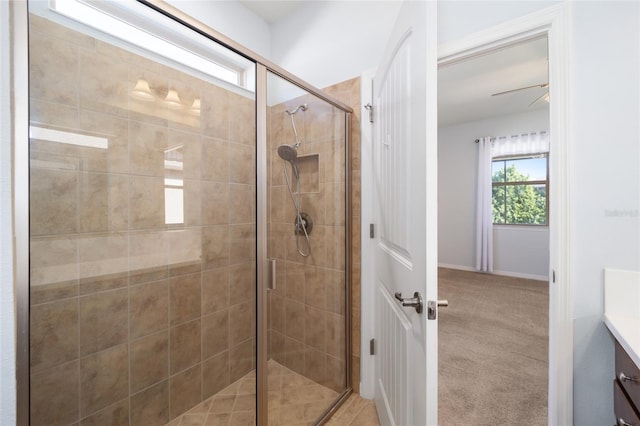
(166, 360), (339, 426)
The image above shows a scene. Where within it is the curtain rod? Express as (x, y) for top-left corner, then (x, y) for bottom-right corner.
(475, 131), (549, 144)
(474, 137), (497, 143)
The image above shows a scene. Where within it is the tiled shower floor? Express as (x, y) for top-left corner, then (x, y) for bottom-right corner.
(166, 360), (340, 426)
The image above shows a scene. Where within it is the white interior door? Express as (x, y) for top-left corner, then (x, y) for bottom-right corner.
(371, 1), (438, 425)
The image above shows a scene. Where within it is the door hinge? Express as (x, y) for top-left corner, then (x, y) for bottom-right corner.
(369, 223), (375, 238)
(364, 103), (373, 123)
(370, 338), (375, 355)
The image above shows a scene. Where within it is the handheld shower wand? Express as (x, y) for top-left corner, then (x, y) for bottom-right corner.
(277, 104), (311, 257)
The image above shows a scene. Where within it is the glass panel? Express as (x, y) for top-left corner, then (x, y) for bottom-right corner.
(266, 71), (348, 423)
(504, 157), (547, 182)
(492, 160), (506, 182)
(505, 184), (547, 224)
(492, 186), (506, 224)
(43, 0), (255, 90)
(28, 3), (256, 424)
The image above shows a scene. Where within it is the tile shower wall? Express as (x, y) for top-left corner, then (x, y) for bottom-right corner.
(28, 15), (256, 425)
(267, 84), (354, 394)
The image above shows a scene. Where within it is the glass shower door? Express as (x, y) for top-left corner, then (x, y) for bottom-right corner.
(265, 71), (349, 424)
(27, 2), (257, 424)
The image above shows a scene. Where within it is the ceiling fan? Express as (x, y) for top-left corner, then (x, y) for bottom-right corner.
(491, 82), (550, 107)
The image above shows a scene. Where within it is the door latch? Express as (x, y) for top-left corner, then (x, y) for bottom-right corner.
(427, 300), (449, 320)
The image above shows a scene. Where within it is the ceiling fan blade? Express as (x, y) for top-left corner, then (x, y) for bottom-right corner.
(529, 91), (550, 107)
(492, 83), (549, 97)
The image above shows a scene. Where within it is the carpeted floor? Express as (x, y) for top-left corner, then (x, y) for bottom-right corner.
(438, 268), (549, 426)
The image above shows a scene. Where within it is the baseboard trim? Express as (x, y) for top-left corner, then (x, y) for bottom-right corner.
(438, 263), (548, 282)
(438, 263), (476, 272)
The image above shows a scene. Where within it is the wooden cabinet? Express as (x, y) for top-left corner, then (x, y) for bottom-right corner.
(614, 341), (640, 425)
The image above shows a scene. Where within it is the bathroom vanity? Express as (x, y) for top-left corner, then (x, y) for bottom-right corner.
(603, 269), (640, 426)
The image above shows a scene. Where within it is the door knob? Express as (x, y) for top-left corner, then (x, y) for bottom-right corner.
(619, 372), (639, 383)
(394, 292), (423, 314)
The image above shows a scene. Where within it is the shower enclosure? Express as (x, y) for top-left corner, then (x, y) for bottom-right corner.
(23, 1), (351, 425)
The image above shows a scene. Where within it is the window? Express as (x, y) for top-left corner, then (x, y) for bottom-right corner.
(46, 0), (255, 90)
(492, 154), (548, 225)
(164, 146), (184, 225)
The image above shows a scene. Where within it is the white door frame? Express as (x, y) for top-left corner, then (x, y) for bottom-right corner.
(360, 3), (573, 426)
(359, 68), (376, 399)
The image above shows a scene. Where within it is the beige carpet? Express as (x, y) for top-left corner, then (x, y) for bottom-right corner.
(438, 268), (548, 426)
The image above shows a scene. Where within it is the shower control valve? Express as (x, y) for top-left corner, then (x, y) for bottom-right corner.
(294, 212), (313, 235)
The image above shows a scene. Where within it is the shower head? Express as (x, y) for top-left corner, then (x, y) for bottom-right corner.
(277, 144), (298, 162)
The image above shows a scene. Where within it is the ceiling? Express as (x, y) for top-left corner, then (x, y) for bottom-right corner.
(239, 1), (304, 24)
(438, 37), (549, 128)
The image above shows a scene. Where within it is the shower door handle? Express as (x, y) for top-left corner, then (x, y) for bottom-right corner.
(268, 259), (276, 291)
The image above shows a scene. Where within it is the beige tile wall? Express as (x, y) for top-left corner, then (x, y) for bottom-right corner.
(28, 15), (256, 425)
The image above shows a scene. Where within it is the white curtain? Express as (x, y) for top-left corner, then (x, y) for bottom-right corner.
(475, 137), (493, 272)
(475, 130), (549, 273)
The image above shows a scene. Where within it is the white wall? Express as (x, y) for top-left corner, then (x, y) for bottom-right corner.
(165, 0), (271, 59)
(438, 1), (561, 45)
(441, 2), (640, 424)
(438, 109), (550, 279)
(0, 1), (16, 424)
(570, 2), (640, 424)
(493, 226), (548, 279)
(270, 1), (402, 89)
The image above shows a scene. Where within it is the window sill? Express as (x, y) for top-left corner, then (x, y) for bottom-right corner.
(493, 224), (549, 231)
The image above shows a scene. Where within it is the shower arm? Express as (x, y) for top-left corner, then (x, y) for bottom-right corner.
(286, 104), (306, 148)
(286, 104), (307, 116)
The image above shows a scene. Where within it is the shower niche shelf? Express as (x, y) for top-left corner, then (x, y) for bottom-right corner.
(296, 153), (319, 193)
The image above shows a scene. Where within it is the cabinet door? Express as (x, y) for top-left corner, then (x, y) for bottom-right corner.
(616, 342), (640, 408)
(614, 380), (640, 426)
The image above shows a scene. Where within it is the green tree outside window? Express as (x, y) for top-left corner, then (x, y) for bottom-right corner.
(492, 156), (548, 225)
